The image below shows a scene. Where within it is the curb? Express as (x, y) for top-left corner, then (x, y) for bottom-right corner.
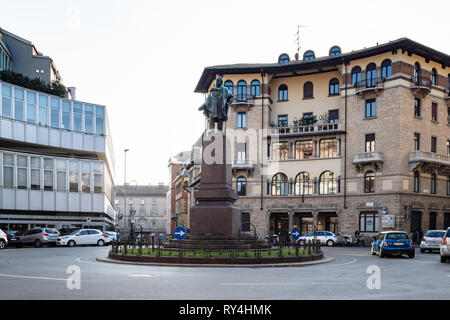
(95, 255), (335, 268)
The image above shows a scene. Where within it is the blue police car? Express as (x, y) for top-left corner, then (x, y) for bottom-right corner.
(371, 231), (415, 259)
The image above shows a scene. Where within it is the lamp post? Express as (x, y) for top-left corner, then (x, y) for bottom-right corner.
(124, 149), (130, 239)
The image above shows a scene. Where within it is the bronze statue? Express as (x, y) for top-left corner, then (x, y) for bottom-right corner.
(198, 76), (233, 131)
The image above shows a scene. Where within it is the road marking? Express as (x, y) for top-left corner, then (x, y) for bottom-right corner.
(0, 273), (66, 281)
(329, 257), (358, 266)
(128, 274), (152, 278)
(219, 282), (351, 286)
(76, 256), (98, 264)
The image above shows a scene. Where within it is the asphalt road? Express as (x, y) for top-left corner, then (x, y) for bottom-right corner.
(0, 245), (449, 300)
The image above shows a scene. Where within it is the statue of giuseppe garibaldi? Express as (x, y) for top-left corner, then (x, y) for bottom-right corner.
(198, 76), (233, 131)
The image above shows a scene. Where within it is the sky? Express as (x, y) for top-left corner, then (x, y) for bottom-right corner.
(0, 0), (449, 186)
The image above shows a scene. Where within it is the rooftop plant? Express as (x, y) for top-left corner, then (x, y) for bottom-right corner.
(0, 70), (67, 97)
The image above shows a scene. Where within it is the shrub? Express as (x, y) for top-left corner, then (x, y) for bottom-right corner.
(0, 70), (67, 97)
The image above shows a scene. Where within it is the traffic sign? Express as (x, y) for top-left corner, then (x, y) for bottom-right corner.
(173, 226), (187, 240)
(291, 227), (301, 241)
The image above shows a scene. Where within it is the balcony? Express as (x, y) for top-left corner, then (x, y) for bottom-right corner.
(410, 78), (432, 98)
(409, 151), (450, 175)
(230, 94), (256, 107)
(269, 122), (342, 138)
(355, 78), (385, 98)
(353, 152), (383, 172)
(232, 160), (255, 175)
(445, 88), (450, 107)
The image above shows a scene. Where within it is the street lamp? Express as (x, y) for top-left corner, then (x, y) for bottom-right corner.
(124, 149), (130, 239)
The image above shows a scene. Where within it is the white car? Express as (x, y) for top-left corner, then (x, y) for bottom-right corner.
(440, 227), (450, 263)
(104, 232), (118, 244)
(57, 229), (107, 247)
(0, 228), (7, 249)
(420, 230), (446, 253)
(298, 231), (338, 247)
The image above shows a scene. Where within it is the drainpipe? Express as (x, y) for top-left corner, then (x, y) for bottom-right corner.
(260, 68), (265, 211)
(343, 59), (348, 209)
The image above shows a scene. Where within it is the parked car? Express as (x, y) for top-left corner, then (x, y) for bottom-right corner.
(298, 231), (337, 247)
(5, 230), (22, 247)
(0, 228), (7, 249)
(57, 229), (107, 247)
(420, 230), (446, 253)
(18, 228), (60, 248)
(371, 231), (415, 258)
(440, 227), (450, 263)
(58, 227), (81, 236)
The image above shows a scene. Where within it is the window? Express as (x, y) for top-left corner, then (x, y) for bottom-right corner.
(30, 157), (40, 190)
(26, 92), (36, 124)
(431, 136), (437, 153)
(329, 46), (341, 56)
(364, 171), (375, 193)
(381, 59), (392, 79)
(302, 112), (314, 124)
(271, 173), (288, 196)
(295, 140), (313, 159)
(303, 81), (313, 99)
(414, 62), (421, 84)
(57, 171), (66, 192)
(414, 133), (421, 151)
(295, 172), (312, 195)
(359, 212), (379, 232)
(431, 173), (437, 194)
(329, 109), (339, 123)
(447, 140), (450, 156)
(250, 80), (260, 96)
(329, 78), (339, 95)
(278, 114), (288, 127)
(69, 161), (79, 192)
(237, 176), (246, 196)
(17, 155), (27, 190)
(319, 138), (338, 158)
(351, 66), (362, 86)
(50, 97), (60, 129)
(447, 176), (450, 196)
(278, 84), (288, 101)
(236, 143), (246, 161)
(44, 158), (53, 191)
(365, 134), (375, 152)
(278, 54), (290, 64)
(303, 50), (315, 60)
(366, 63), (377, 87)
(365, 99), (376, 118)
(237, 80), (247, 102)
(38, 94), (48, 126)
(1, 84), (12, 118)
(3, 154), (14, 188)
(224, 80), (233, 95)
(94, 173), (103, 193)
(319, 171), (336, 195)
(414, 98), (421, 117)
(272, 141), (289, 160)
(431, 102), (438, 121)
(73, 102), (82, 132)
(413, 171), (420, 193)
(95, 106), (105, 135)
(14, 88), (24, 122)
(62, 100), (71, 130)
(431, 68), (437, 86)
(237, 112), (247, 128)
(84, 104), (93, 134)
(82, 173), (90, 193)
(241, 212), (250, 232)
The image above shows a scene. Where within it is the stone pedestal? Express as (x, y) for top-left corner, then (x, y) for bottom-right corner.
(189, 130), (241, 235)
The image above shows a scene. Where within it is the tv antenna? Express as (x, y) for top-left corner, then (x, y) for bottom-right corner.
(294, 25), (308, 59)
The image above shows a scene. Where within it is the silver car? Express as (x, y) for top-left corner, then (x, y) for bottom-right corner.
(298, 231), (338, 247)
(420, 230), (446, 253)
(18, 228), (60, 248)
(440, 227), (450, 263)
(0, 228), (7, 249)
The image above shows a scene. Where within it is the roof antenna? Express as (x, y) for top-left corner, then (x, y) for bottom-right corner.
(295, 25), (308, 60)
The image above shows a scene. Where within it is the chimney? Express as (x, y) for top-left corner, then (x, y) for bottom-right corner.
(68, 87), (76, 100)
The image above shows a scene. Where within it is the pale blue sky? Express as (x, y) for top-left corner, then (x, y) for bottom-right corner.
(1, 0), (449, 185)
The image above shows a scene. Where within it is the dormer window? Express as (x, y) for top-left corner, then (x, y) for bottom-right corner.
(329, 46), (341, 56)
(278, 54), (290, 64)
(303, 50), (315, 61)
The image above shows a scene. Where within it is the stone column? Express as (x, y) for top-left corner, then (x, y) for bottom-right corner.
(313, 209), (319, 230)
(288, 210), (294, 232)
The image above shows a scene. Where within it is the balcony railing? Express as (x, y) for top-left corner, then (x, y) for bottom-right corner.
(409, 151), (450, 166)
(411, 78), (432, 89)
(354, 77), (385, 93)
(232, 160), (255, 173)
(270, 122), (341, 137)
(353, 152), (383, 173)
(230, 94), (256, 106)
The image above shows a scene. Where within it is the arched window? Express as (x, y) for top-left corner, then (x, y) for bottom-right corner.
(224, 80), (234, 95)
(278, 84), (288, 101)
(303, 50), (315, 61)
(364, 171), (375, 193)
(366, 63), (377, 87)
(414, 62), (421, 84)
(319, 171), (336, 195)
(431, 173), (437, 194)
(413, 171), (420, 193)
(295, 172), (313, 195)
(250, 80), (261, 97)
(329, 78), (339, 95)
(431, 68), (437, 86)
(237, 80), (247, 102)
(329, 46), (341, 56)
(279, 54), (290, 64)
(303, 81), (313, 99)
(381, 59), (392, 79)
(237, 176), (247, 196)
(272, 173), (288, 196)
(351, 66), (362, 86)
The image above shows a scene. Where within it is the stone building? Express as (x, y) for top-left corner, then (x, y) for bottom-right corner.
(193, 38), (450, 239)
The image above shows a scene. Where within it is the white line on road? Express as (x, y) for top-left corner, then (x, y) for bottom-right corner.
(76, 256), (98, 264)
(220, 282), (351, 286)
(0, 273), (66, 281)
(128, 274), (153, 278)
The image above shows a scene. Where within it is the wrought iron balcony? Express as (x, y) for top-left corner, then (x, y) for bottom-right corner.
(354, 77), (385, 97)
(409, 151), (450, 175)
(269, 121), (341, 137)
(232, 160), (255, 174)
(411, 78), (432, 98)
(353, 152), (383, 172)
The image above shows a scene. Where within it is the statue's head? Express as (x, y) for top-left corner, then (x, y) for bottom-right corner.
(215, 76), (223, 87)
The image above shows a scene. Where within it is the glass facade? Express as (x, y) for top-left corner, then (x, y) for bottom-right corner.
(0, 46), (11, 71)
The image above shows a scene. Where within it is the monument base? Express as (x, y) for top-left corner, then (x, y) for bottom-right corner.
(189, 203), (241, 236)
